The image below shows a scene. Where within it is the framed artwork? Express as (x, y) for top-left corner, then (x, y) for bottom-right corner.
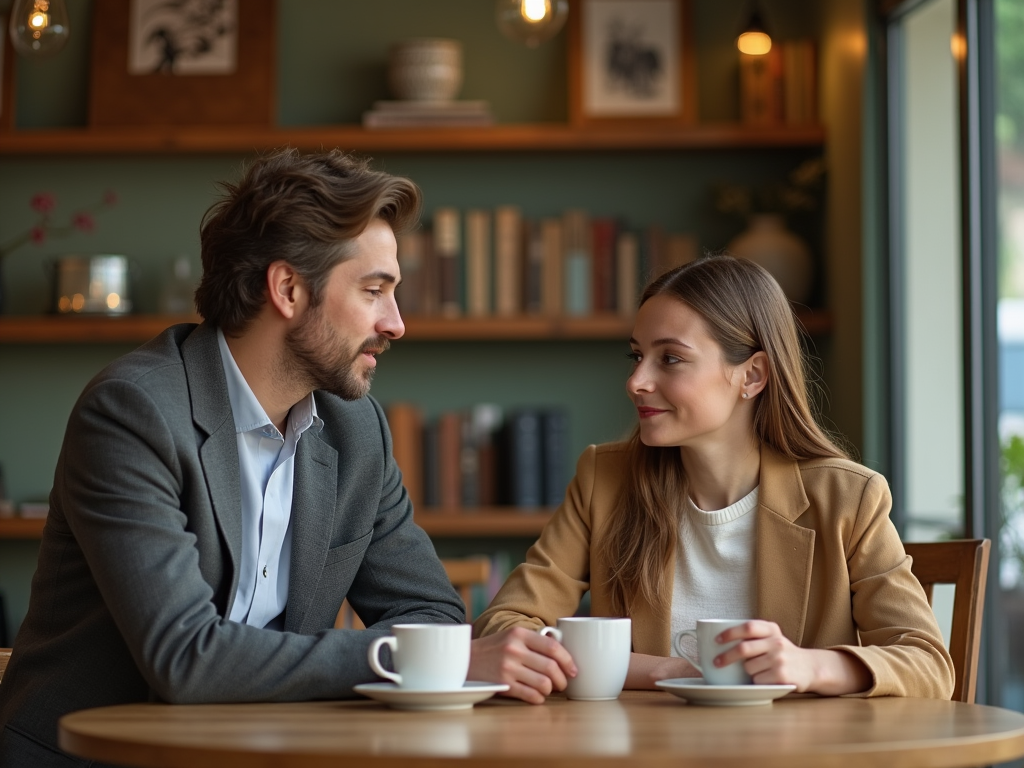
(88, 0), (276, 127)
(568, 0), (697, 126)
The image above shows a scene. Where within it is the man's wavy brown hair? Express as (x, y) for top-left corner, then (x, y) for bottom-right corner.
(195, 148), (421, 332)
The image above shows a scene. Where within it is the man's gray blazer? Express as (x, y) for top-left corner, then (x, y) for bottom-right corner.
(0, 322), (464, 766)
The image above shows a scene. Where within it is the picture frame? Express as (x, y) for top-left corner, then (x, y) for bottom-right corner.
(568, 0), (697, 127)
(88, 0), (276, 128)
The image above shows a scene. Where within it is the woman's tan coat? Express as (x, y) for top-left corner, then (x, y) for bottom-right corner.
(475, 442), (955, 699)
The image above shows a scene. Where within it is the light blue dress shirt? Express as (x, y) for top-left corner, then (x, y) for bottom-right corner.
(216, 329), (322, 629)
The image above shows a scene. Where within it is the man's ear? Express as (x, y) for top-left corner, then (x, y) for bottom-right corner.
(265, 260), (306, 320)
(744, 350), (769, 396)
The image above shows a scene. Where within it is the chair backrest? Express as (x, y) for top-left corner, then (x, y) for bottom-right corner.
(334, 557), (492, 630)
(0, 648), (11, 683)
(903, 539), (990, 704)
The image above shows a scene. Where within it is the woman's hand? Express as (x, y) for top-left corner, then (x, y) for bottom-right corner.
(713, 620), (872, 696)
(468, 627), (577, 704)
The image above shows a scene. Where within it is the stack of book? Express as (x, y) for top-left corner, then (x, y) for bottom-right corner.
(395, 206), (698, 319)
(385, 402), (570, 513)
(362, 100), (495, 128)
(740, 38), (818, 126)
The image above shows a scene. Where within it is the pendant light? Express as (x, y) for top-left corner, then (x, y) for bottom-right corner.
(737, 3), (772, 56)
(495, 0), (569, 48)
(8, 0), (71, 58)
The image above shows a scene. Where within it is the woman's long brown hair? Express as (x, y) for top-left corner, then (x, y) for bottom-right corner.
(602, 254), (849, 616)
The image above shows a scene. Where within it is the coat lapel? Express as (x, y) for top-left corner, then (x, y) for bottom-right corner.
(755, 446), (815, 645)
(182, 323), (243, 608)
(285, 430), (338, 633)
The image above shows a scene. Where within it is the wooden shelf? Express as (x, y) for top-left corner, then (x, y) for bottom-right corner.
(0, 309), (831, 344)
(0, 122), (826, 156)
(0, 518), (46, 539)
(0, 511), (549, 540)
(414, 510), (552, 537)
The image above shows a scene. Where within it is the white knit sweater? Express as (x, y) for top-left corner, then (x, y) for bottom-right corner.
(670, 487), (758, 660)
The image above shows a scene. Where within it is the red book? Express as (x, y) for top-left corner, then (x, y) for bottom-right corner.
(591, 218), (617, 313)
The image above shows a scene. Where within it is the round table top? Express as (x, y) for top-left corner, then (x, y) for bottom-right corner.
(59, 691), (1024, 768)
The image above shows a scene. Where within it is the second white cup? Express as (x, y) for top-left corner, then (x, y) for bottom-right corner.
(673, 619), (753, 686)
(540, 617), (631, 700)
(367, 623), (471, 691)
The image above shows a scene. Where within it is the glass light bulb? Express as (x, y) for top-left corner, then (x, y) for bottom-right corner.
(521, 0), (548, 23)
(496, 0), (568, 48)
(737, 31), (772, 56)
(8, 0), (70, 58)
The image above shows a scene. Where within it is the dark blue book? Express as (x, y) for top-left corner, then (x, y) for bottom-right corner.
(500, 409), (543, 509)
(541, 409), (570, 507)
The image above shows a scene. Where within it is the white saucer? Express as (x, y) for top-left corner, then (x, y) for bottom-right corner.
(655, 678), (796, 707)
(353, 681), (510, 711)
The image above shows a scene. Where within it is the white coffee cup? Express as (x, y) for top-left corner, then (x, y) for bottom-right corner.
(367, 623), (471, 690)
(673, 619), (753, 686)
(539, 617), (631, 700)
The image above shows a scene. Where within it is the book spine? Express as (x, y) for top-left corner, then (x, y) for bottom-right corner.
(465, 209), (492, 317)
(524, 219), (544, 314)
(591, 217), (617, 313)
(470, 404), (503, 508)
(541, 217), (563, 317)
(494, 205), (523, 316)
(503, 410), (543, 509)
(460, 411), (480, 508)
(438, 411), (463, 513)
(422, 419), (440, 508)
(385, 402), (424, 510)
(563, 209), (592, 316)
(740, 48), (783, 125)
(616, 231), (639, 318)
(433, 207), (462, 318)
(541, 409), (569, 507)
(395, 232), (424, 315)
(420, 229), (439, 316)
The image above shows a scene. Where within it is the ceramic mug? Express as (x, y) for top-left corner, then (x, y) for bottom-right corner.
(367, 623), (471, 690)
(673, 619), (753, 686)
(539, 617), (632, 700)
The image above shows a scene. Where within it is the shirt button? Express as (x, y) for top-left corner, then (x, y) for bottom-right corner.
(262, 565), (268, 578)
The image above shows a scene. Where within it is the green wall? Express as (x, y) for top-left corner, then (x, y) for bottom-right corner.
(0, 0), (825, 636)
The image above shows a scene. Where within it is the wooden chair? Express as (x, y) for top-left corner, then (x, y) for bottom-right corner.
(903, 539), (991, 704)
(335, 557), (492, 630)
(0, 648), (11, 683)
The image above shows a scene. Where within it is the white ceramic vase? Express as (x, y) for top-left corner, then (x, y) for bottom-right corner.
(388, 39), (463, 102)
(726, 214), (814, 303)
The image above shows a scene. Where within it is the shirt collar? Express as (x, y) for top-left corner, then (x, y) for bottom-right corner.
(216, 328), (322, 437)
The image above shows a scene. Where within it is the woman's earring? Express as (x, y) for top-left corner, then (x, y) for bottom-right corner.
(742, 392), (749, 399)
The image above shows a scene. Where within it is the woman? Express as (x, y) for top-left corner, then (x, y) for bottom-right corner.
(474, 254), (953, 699)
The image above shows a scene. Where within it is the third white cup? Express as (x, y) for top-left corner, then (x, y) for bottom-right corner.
(673, 619), (753, 686)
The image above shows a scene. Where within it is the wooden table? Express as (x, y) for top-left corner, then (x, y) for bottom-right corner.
(59, 691), (1024, 768)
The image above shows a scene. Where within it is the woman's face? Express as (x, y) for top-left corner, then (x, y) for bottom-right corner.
(626, 294), (753, 450)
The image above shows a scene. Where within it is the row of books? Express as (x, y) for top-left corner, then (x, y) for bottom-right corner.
(395, 207), (699, 319)
(386, 402), (569, 512)
(740, 39), (818, 126)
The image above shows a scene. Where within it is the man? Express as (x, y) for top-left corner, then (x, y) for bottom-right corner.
(0, 149), (572, 766)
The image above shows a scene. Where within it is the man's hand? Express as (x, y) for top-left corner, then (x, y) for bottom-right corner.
(468, 627), (577, 704)
(713, 620), (872, 695)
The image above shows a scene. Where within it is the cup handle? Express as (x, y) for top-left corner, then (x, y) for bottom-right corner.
(672, 629), (702, 674)
(367, 636), (401, 685)
(539, 626), (563, 643)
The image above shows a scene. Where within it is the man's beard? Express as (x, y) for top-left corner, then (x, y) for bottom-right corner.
(285, 305), (390, 401)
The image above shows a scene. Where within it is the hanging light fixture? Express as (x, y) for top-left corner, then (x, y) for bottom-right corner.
(495, 0), (569, 48)
(737, 3), (772, 56)
(8, 0), (71, 58)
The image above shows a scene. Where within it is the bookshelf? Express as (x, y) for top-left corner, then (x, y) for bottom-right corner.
(0, 511), (553, 540)
(0, 123), (825, 156)
(0, 309), (832, 344)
